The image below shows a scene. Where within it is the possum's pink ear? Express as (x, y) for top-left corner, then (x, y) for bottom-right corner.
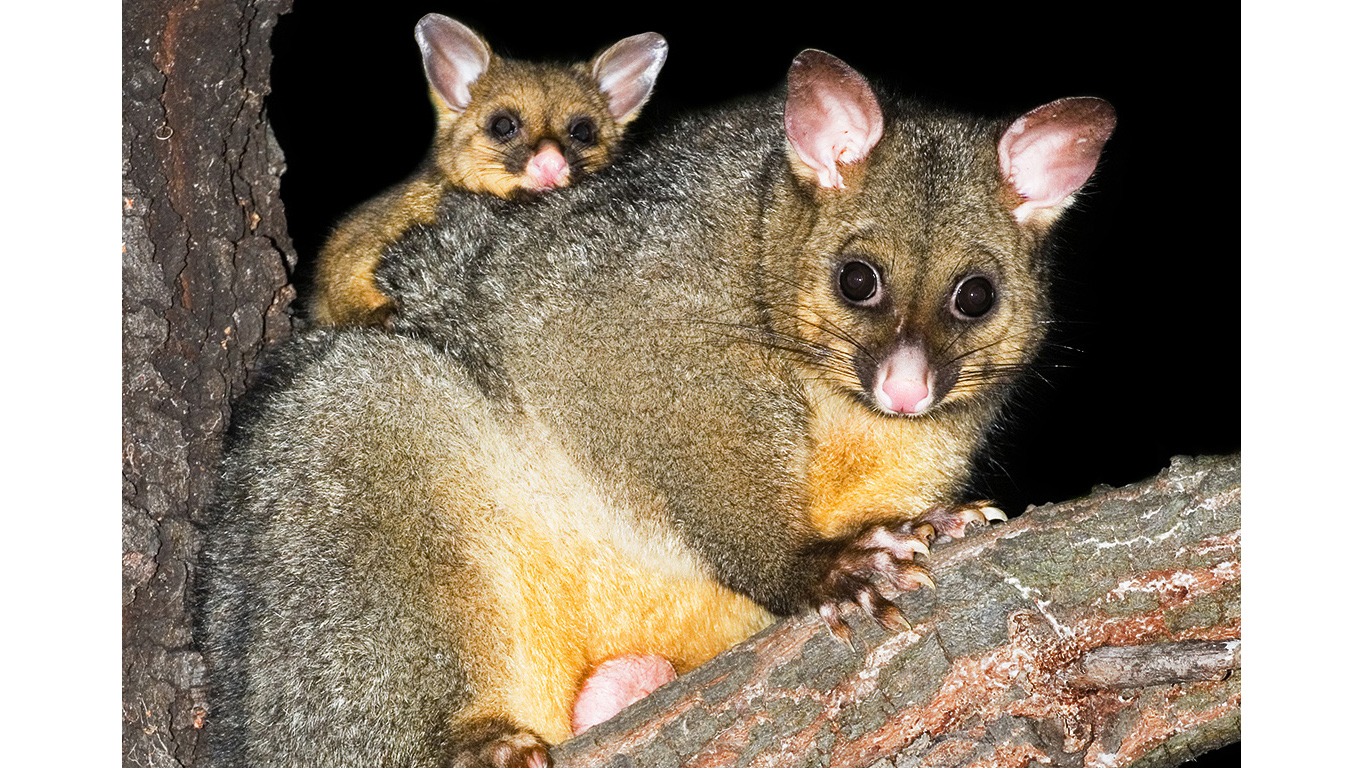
(784, 50), (884, 190)
(415, 13), (492, 112)
(998, 97), (1116, 227)
(592, 32), (668, 125)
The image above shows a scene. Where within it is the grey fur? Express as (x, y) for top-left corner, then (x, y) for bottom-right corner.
(200, 81), (1107, 766)
(377, 93), (1039, 606)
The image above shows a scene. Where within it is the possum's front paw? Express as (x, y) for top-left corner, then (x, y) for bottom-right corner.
(912, 500), (1008, 543)
(450, 723), (551, 768)
(810, 501), (1005, 645)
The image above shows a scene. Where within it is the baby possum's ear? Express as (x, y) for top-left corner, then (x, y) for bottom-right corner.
(591, 32), (668, 124)
(415, 13), (493, 113)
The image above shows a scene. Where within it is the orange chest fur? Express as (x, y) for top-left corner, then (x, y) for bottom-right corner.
(803, 391), (976, 538)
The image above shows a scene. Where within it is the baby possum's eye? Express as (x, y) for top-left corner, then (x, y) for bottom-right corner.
(567, 117), (598, 146)
(837, 259), (880, 304)
(487, 110), (520, 142)
(950, 275), (996, 319)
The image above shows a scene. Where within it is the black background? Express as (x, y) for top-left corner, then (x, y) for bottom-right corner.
(268, 5), (1239, 764)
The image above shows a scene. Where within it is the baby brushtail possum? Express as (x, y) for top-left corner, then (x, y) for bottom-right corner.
(200, 49), (1114, 768)
(308, 13), (667, 327)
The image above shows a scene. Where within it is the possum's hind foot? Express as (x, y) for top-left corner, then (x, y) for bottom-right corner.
(449, 720), (551, 768)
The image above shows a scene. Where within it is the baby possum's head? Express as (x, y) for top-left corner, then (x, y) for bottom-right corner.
(416, 14), (667, 199)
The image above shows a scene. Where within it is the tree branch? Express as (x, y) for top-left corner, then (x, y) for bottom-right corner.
(552, 454), (1241, 768)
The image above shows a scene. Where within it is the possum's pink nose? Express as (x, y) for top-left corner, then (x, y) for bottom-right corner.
(874, 346), (934, 415)
(523, 143), (570, 191)
(879, 377), (930, 414)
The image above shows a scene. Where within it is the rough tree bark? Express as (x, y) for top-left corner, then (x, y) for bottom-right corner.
(551, 454), (1240, 768)
(123, 1), (295, 765)
(120, 3), (1239, 767)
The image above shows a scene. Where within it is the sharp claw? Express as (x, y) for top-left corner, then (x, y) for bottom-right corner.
(898, 568), (935, 591)
(820, 601), (855, 649)
(886, 566), (929, 591)
(875, 602), (911, 632)
(980, 505), (1007, 523)
(906, 537), (930, 556)
(825, 615), (854, 649)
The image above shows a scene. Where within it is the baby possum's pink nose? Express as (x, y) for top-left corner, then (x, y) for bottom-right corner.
(524, 143), (570, 190)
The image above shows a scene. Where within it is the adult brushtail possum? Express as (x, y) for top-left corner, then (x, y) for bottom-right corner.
(308, 13), (667, 328)
(200, 49), (1115, 767)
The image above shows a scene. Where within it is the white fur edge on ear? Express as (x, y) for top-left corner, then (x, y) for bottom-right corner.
(783, 49), (884, 190)
(592, 33), (669, 124)
(415, 13), (492, 113)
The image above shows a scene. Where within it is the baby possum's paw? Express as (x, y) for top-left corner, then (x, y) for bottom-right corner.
(450, 721), (551, 768)
(809, 501), (1006, 645)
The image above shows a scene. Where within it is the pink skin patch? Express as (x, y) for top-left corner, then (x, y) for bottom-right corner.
(996, 97), (1116, 221)
(571, 654), (676, 736)
(522, 143), (570, 192)
(783, 50), (884, 190)
(874, 346), (934, 415)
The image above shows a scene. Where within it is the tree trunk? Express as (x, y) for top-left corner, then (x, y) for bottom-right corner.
(119, 3), (1240, 767)
(122, 1), (295, 765)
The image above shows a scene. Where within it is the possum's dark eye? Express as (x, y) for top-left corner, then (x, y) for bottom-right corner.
(568, 117), (598, 146)
(951, 275), (996, 319)
(838, 260), (880, 304)
(487, 111), (520, 142)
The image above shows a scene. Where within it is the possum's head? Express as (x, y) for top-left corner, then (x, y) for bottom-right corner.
(416, 14), (667, 198)
(773, 50), (1115, 419)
